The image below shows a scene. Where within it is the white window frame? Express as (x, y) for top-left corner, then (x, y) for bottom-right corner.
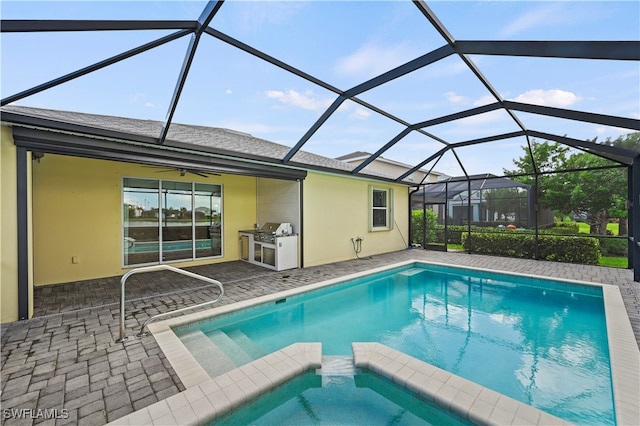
(369, 185), (394, 231)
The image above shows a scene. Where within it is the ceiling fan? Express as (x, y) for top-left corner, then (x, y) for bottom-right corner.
(142, 165), (221, 178)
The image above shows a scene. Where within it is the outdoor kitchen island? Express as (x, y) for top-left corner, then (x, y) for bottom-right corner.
(239, 223), (298, 271)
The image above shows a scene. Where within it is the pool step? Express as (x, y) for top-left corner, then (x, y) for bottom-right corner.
(398, 268), (424, 277)
(179, 330), (237, 378)
(225, 329), (266, 359)
(206, 329), (255, 367)
(317, 356), (360, 376)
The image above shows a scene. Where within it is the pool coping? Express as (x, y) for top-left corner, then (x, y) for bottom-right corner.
(110, 260), (639, 425)
(352, 342), (571, 426)
(106, 342), (323, 425)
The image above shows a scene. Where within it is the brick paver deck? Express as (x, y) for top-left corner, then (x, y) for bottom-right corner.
(1, 250), (638, 425)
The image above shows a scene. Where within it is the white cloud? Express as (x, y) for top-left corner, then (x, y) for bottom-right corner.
(350, 108), (371, 120)
(265, 89), (332, 111)
(264, 89), (371, 121)
(473, 95), (498, 107)
(594, 125), (635, 137)
(511, 89), (580, 108)
(334, 42), (416, 79)
(225, 89), (233, 95)
(445, 91), (468, 105)
(500, 4), (567, 37)
(131, 93), (155, 108)
(235, 2), (306, 33)
(457, 110), (506, 126)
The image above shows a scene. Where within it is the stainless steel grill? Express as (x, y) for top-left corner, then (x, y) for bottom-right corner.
(254, 222), (292, 243)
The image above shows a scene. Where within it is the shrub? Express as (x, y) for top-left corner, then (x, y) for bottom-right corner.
(432, 225), (468, 245)
(462, 232), (600, 265)
(552, 221), (580, 234)
(597, 237), (627, 257)
(411, 209), (438, 245)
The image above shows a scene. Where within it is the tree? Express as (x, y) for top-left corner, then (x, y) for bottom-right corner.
(504, 141), (571, 211)
(504, 133), (639, 236)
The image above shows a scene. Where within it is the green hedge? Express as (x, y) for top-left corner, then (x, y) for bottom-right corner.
(551, 222), (580, 234)
(434, 226), (467, 245)
(597, 237), (627, 256)
(462, 232), (600, 265)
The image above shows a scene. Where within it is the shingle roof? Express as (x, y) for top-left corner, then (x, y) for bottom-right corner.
(2, 105), (405, 183)
(335, 151), (371, 161)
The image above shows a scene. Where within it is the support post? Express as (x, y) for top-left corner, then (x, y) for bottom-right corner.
(534, 174), (540, 260)
(631, 157), (640, 282)
(16, 146), (29, 320)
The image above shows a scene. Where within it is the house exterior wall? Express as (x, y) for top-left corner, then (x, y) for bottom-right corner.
(31, 154), (257, 286)
(1, 126), (34, 322)
(257, 178), (300, 234)
(302, 171), (409, 266)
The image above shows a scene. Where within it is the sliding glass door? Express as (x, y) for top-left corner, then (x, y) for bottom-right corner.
(195, 183), (222, 258)
(123, 178), (223, 266)
(161, 181), (193, 262)
(123, 178), (160, 266)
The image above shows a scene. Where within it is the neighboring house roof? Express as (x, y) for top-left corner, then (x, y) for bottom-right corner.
(335, 151), (371, 161)
(416, 173), (530, 201)
(1, 105), (410, 184)
(336, 150), (447, 178)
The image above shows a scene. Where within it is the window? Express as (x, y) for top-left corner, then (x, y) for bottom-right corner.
(123, 178), (222, 266)
(370, 186), (393, 231)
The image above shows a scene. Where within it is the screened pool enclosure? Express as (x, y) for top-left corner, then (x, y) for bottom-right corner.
(1, 0), (639, 279)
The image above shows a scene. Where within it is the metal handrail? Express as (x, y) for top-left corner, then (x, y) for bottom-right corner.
(115, 264), (224, 343)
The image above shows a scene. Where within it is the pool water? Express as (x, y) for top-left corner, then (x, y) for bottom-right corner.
(127, 239), (211, 253)
(212, 371), (470, 425)
(177, 263), (615, 425)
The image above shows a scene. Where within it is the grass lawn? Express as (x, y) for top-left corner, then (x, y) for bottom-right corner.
(607, 223), (619, 236)
(600, 256), (628, 268)
(577, 221), (620, 236)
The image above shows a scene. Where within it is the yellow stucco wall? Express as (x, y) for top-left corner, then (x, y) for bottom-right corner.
(302, 171), (409, 267)
(32, 154), (257, 286)
(1, 126), (34, 322)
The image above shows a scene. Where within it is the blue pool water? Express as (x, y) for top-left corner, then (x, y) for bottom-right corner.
(212, 372), (470, 425)
(127, 239), (211, 253)
(176, 263), (615, 425)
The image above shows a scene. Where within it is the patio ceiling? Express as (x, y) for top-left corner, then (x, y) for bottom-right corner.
(1, 0), (639, 183)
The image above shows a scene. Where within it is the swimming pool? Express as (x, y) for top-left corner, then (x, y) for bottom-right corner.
(175, 262), (615, 425)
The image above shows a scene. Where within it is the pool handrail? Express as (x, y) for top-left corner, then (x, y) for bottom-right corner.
(115, 264), (224, 343)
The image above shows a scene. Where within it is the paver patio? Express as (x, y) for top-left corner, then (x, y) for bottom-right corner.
(1, 250), (639, 425)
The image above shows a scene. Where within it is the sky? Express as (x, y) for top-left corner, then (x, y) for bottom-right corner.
(1, 1), (639, 177)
